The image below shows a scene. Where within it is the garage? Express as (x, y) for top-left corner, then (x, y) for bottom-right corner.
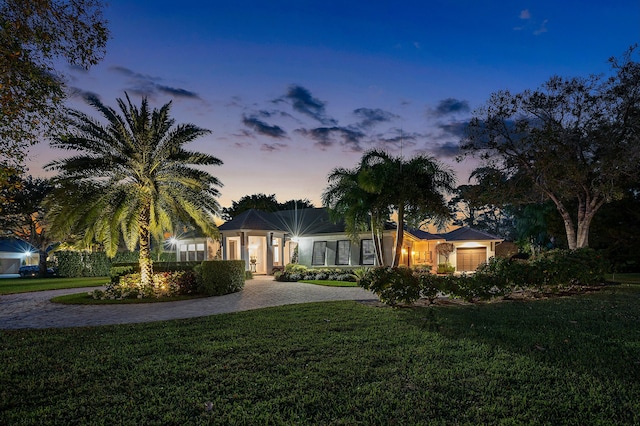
(456, 247), (487, 271)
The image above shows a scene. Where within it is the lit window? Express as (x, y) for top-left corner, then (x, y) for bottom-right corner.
(336, 240), (350, 265)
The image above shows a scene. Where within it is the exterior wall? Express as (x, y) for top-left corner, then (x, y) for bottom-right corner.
(296, 233), (396, 268)
(220, 230), (286, 274)
(447, 240), (498, 272)
(0, 251), (40, 274)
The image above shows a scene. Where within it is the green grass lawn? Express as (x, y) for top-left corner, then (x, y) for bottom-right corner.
(299, 279), (359, 287)
(51, 292), (206, 305)
(1, 284), (639, 425)
(607, 272), (640, 284)
(0, 276), (108, 295)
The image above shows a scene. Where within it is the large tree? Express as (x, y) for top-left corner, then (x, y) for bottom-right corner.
(0, 176), (55, 276)
(358, 150), (455, 266)
(222, 193), (315, 220)
(46, 94), (223, 287)
(323, 149), (455, 267)
(0, 0), (108, 172)
(322, 166), (389, 266)
(460, 48), (640, 249)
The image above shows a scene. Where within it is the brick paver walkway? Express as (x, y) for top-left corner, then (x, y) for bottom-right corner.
(0, 276), (376, 329)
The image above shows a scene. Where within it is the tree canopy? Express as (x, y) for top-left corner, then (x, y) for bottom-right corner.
(45, 94), (222, 287)
(323, 149), (455, 267)
(0, 0), (108, 172)
(222, 193), (315, 220)
(0, 175), (55, 276)
(460, 47), (640, 249)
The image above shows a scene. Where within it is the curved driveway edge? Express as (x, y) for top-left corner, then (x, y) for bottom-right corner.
(0, 276), (377, 330)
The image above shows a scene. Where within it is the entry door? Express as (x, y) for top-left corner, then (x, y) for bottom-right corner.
(456, 248), (487, 271)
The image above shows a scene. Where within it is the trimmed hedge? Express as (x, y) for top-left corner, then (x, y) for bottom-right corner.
(55, 251), (110, 277)
(360, 248), (608, 305)
(197, 260), (245, 296)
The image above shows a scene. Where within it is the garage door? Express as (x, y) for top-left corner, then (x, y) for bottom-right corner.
(456, 248), (487, 271)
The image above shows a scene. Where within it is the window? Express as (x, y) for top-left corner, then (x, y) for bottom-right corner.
(360, 239), (375, 265)
(335, 240), (350, 265)
(312, 241), (327, 265)
(179, 242), (206, 261)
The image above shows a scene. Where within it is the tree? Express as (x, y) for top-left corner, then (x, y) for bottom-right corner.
(222, 193), (315, 220)
(322, 166), (389, 266)
(0, 0), (109, 172)
(323, 149), (455, 267)
(358, 150), (455, 266)
(0, 176), (56, 276)
(45, 94), (223, 288)
(460, 47), (640, 249)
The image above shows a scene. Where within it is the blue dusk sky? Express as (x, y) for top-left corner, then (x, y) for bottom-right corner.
(27, 0), (639, 210)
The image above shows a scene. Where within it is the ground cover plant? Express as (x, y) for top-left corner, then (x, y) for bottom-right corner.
(299, 280), (359, 287)
(1, 285), (639, 425)
(0, 277), (108, 295)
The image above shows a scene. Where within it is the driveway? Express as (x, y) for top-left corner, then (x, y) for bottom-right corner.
(0, 275), (376, 330)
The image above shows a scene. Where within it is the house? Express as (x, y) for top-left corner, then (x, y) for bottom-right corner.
(0, 238), (39, 275)
(209, 208), (504, 274)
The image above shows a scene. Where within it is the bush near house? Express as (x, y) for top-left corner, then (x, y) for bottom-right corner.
(361, 248), (608, 305)
(274, 264), (357, 282)
(196, 260), (245, 296)
(92, 271), (198, 300)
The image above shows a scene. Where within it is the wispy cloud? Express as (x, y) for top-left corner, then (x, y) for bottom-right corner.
(295, 126), (366, 151)
(430, 98), (470, 117)
(261, 142), (288, 152)
(109, 66), (202, 100)
(275, 85), (337, 125)
(242, 115), (287, 139)
(353, 108), (398, 129)
(513, 9), (548, 35)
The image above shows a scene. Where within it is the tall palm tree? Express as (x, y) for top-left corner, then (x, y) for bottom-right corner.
(45, 94), (223, 287)
(322, 166), (389, 265)
(358, 150), (455, 267)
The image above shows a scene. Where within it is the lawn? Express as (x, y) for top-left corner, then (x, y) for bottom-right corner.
(299, 279), (359, 287)
(1, 284), (639, 425)
(0, 276), (108, 295)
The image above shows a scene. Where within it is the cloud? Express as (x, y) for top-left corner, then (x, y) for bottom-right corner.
(436, 120), (469, 139)
(261, 143), (288, 152)
(296, 126), (366, 151)
(534, 19), (548, 35)
(513, 9), (548, 35)
(428, 142), (460, 158)
(431, 98), (470, 117)
(109, 66), (201, 100)
(242, 115), (287, 139)
(276, 85), (337, 125)
(353, 108), (399, 129)
(373, 129), (420, 150)
(67, 86), (102, 102)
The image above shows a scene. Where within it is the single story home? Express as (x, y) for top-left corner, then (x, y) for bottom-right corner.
(202, 208), (504, 274)
(0, 238), (39, 275)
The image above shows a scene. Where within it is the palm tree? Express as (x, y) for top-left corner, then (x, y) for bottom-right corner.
(322, 166), (389, 265)
(358, 150), (455, 267)
(46, 94), (223, 288)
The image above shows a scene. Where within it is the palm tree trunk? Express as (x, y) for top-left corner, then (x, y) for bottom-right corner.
(392, 204), (405, 267)
(139, 205), (153, 288)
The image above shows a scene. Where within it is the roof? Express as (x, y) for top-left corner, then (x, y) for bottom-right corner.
(406, 228), (442, 240)
(218, 208), (346, 234)
(218, 209), (283, 231)
(440, 227), (503, 241)
(0, 238), (36, 254)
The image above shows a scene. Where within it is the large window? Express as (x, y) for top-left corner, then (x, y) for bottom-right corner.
(360, 239), (375, 265)
(180, 243), (205, 261)
(312, 241), (327, 265)
(335, 240), (350, 265)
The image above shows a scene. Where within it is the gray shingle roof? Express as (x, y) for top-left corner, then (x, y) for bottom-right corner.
(440, 227), (503, 241)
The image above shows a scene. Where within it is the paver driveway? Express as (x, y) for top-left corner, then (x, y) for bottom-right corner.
(0, 275), (376, 329)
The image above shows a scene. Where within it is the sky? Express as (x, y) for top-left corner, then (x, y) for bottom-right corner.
(26, 0), (640, 211)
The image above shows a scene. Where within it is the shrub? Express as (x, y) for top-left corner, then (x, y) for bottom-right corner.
(110, 266), (135, 284)
(359, 267), (421, 305)
(198, 260), (245, 296)
(437, 263), (455, 274)
(92, 270), (199, 299)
